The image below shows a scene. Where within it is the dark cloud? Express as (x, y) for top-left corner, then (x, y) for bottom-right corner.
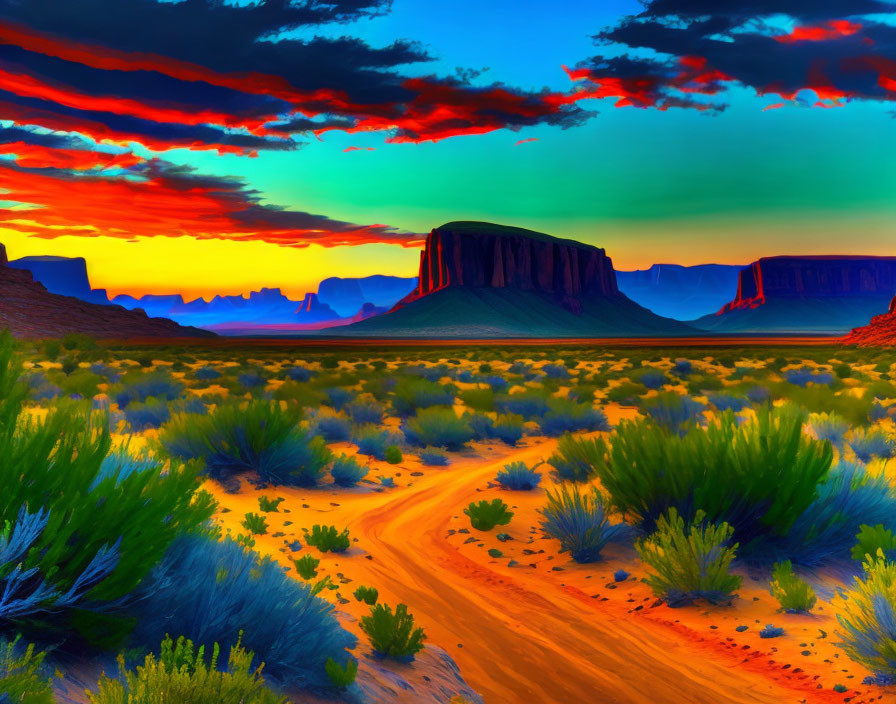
(567, 0), (896, 111)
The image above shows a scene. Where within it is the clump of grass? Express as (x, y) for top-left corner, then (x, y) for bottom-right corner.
(537, 398), (609, 437)
(384, 445), (402, 464)
(492, 414), (525, 446)
(848, 429), (896, 464)
(85, 635), (285, 704)
(539, 486), (625, 563)
(641, 393), (704, 435)
(464, 499), (513, 531)
(324, 658), (358, 689)
(330, 454), (368, 487)
(770, 560), (817, 613)
(546, 433), (598, 483)
(353, 585), (379, 605)
(257, 496), (284, 513)
(419, 450), (449, 466)
(304, 525), (350, 553)
(241, 512), (268, 536)
(159, 401), (332, 487)
(836, 556), (896, 684)
(852, 524), (896, 563)
(809, 412), (850, 448)
(360, 603), (426, 660)
(495, 461), (541, 490)
(404, 408), (474, 450)
(636, 509), (741, 607)
(293, 554), (319, 580)
(0, 636), (54, 704)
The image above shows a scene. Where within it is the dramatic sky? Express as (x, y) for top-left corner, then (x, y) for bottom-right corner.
(1, 0), (895, 299)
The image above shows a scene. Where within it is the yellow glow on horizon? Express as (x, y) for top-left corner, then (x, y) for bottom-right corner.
(0, 230), (421, 300)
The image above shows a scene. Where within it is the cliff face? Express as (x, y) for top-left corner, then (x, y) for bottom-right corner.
(397, 222), (620, 314)
(718, 256), (896, 314)
(0, 253), (213, 339)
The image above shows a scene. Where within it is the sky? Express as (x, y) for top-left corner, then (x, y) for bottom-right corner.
(1, 0), (895, 300)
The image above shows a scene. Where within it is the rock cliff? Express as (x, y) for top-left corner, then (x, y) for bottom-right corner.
(843, 293), (896, 346)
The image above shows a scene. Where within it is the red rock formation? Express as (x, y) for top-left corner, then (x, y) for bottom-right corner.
(717, 256), (896, 315)
(0, 251), (214, 339)
(397, 221), (621, 314)
(843, 293), (896, 346)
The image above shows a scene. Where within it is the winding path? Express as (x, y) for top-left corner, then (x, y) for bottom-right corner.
(342, 441), (823, 704)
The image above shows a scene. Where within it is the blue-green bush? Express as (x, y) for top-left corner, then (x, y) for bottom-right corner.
(849, 429), (895, 463)
(642, 393), (704, 435)
(495, 461), (541, 490)
(347, 400), (384, 425)
(124, 399), (171, 430)
(131, 535), (356, 692)
(330, 455), (368, 487)
(312, 412), (351, 442)
(538, 398), (609, 437)
(539, 486), (624, 563)
(403, 408), (474, 450)
(419, 450), (449, 466)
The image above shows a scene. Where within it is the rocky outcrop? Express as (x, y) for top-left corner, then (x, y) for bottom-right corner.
(0, 254), (213, 339)
(396, 221), (621, 314)
(717, 256), (896, 314)
(843, 293), (896, 346)
(8, 255), (110, 305)
(615, 263), (743, 320)
(294, 292), (340, 322)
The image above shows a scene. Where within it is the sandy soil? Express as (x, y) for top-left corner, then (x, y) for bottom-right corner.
(210, 430), (883, 704)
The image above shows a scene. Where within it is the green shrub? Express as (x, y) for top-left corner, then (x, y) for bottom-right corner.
(304, 525), (350, 553)
(0, 333), (215, 635)
(546, 433), (598, 482)
(384, 445), (403, 464)
(85, 635), (285, 704)
(292, 554), (319, 580)
(241, 513), (268, 536)
(257, 496), (284, 513)
(459, 387), (495, 412)
(464, 499), (513, 531)
(404, 408), (474, 449)
(324, 657), (358, 689)
(580, 407), (832, 550)
(852, 524), (896, 562)
(159, 401), (332, 487)
(43, 340), (60, 362)
(360, 604), (426, 659)
(539, 485), (624, 563)
(836, 556), (896, 683)
(353, 585), (379, 605)
(770, 560), (816, 613)
(0, 636), (54, 704)
(60, 357), (79, 375)
(635, 509), (742, 607)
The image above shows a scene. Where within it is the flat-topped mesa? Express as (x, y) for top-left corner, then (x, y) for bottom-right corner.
(399, 221), (620, 313)
(718, 256), (896, 315)
(843, 292), (896, 346)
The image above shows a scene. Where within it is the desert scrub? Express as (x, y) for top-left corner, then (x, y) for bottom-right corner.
(242, 513), (268, 535)
(360, 604), (426, 660)
(769, 560), (816, 613)
(495, 461), (541, 490)
(391, 377), (455, 416)
(347, 400), (384, 425)
(159, 401), (332, 487)
(257, 496), (284, 513)
(0, 636), (54, 704)
(330, 454), (368, 487)
(464, 499), (513, 531)
(642, 393), (704, 435)
(403, 407), (474, 450)
(809, 412), (850, 448)
(131, 536), (356, 691)
(459, 387), (495, 412)
(353, 585), (379, 605)
(852, 524), (896, 563)
(419, 450), (449, 466)
(546, 433), (599, 483)
(354, 427), (402, 460)
(123, 398), (171, 430)
(0, 334), (215, 636)
(292, 554), (319, 580)
(582, 407), (832, 551)
(492, 413), (525, 446)
(311, 411), (351, 442)
(836, 556), (896, 684)
(304, 525), (351, 553)
(636, 509), (742, 607)
(537, 398), (609, 437)
(115, 369), (184, 408)
(324, 658), (357, 689)
(539, 485), (624, 563)
(848, 428), (896, 463)
(85, 635), (285, 704)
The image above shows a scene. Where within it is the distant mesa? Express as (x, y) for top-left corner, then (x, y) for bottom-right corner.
(8, 255), (110, 305)
(692, 256), (896, 334)
(0, 245), (213, 339)
(615, 263), (743, 321)
(843, 293), (896, 346)
(317, 275), (417, 317)
(329, 221), (694, 338)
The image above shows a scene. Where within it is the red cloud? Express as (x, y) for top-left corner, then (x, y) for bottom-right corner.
(774, 20), (862, 44)
(514, 137), (538, 145)
(0, 160), (422, 248)
(0, 141), (142, 170)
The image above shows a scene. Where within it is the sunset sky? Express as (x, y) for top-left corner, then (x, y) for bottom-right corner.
(2, 0), (896, 300)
